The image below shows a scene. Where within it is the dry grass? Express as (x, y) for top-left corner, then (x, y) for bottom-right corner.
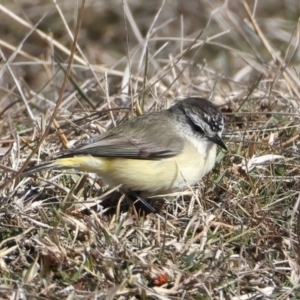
(1, 0), (300, 299)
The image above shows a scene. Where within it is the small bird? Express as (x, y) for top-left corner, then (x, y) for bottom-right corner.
(24, 97), (226, 209)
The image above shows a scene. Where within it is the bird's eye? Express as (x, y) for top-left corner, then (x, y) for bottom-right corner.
(185, 116), (204, 134)
(192, 123), (205, 134)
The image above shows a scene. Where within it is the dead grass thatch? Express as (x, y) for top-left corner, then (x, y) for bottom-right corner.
(1, 0), (300, 299)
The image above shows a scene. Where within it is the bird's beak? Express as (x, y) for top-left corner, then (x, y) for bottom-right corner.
(209, 134), (227, 151)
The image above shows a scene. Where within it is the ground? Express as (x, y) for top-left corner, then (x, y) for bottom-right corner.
(0, 0), (300, 299)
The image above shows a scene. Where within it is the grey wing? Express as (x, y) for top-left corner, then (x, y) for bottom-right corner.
(58, 115), (184, 159)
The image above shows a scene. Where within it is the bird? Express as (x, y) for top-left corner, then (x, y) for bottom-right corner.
(24, 97), (226, 211)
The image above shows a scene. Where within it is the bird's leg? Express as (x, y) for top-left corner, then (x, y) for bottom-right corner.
(126, 191), (157, 214)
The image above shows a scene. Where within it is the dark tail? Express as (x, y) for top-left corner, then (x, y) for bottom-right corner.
(23, 162), (54, 176)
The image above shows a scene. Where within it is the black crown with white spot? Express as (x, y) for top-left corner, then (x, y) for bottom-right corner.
(173, 97), (224, 134)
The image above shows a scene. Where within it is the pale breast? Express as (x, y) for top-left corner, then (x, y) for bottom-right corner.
(103, 138), (217, 196)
